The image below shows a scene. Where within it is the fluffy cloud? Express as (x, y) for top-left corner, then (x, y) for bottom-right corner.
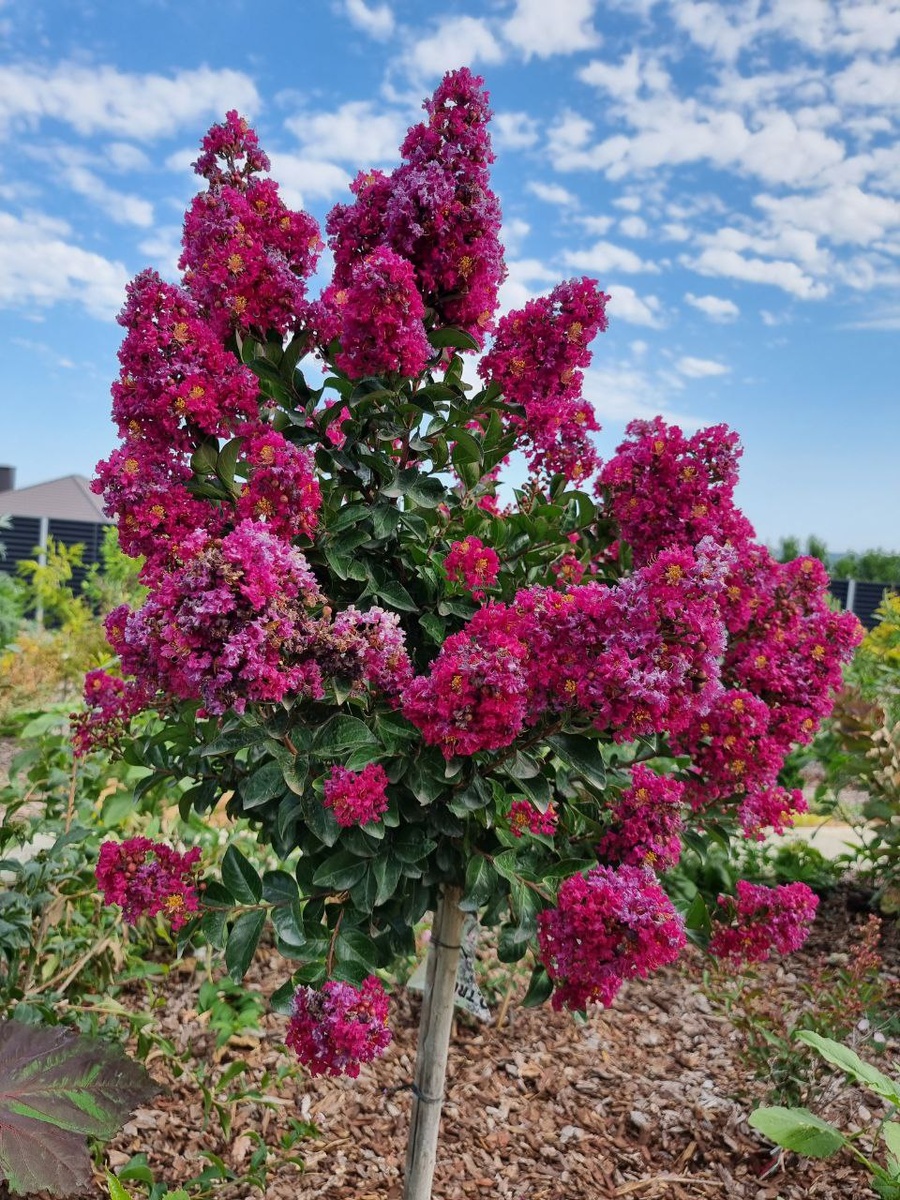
(407, 17), (505, 79)
(0, 64), (260, 141)
(563, 240), (660, 274)
(503, 0), (601, 59)
(685, 292), (740, 320)
(0, 210), (129, 319)
(527, 181), (579, 206)
(605, 283), (664, 327)
(343, 0), (395, 40)
(493, 111), (540, 149)
(285, 101), (406, 164)
(675, 355), (730, 377)
(63, 167), (154, 228)
(685, 245), (830, 298)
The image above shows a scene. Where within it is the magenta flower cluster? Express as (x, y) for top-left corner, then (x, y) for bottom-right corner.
(443, 536), (500, 598)
(96, 838), (201, 932)
(326, 68), (505, 349)
(604, 418), (863, 838)
(507, 800), (558, 838)
(285, 976), (392, 1078)
(314, 247), (431, 380)
(538, 865), (686, 1012)
(403, 539), (729, 758)
(323, 763), (390, 828)
(709, 880), (819, 967)
(181, 110), (322, 339)
(598, 765), (684, 872)
(478, 277), (609, 483)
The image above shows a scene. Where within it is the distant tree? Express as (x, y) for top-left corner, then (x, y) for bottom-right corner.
(831, 550), (900, 584)
(774, 535), (829, 566)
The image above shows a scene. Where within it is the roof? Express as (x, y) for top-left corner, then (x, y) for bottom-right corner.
(0, 475), (112, 524)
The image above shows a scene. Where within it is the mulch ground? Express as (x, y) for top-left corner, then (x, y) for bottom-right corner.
(102, 887), (900, 1200)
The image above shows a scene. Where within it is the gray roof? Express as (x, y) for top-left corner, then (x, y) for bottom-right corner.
(0, 476), (112, 524)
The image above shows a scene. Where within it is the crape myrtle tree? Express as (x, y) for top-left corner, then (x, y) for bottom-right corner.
(76, 69), (862, 1200)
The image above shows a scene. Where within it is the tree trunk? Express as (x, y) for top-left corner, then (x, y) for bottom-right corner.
(403, 884), (465, 1200)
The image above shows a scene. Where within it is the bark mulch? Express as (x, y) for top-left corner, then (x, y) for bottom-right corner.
(107, 888), (899, 1200)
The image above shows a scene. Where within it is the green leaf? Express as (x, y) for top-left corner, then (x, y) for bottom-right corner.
(335, 927), (379, 974)
(239, 760), (285, 810)
(684, 893), (711, 934)
(312, 851), (368, 891)
(314, 715), (379, 755)
(262, 869), (299, 906)
(795, 1032), (900, 1106)
(428, 327), (480, 352)
(201, 724), (269, 756)
(373, 855), (403, 907)
(521, 964), (553, 1008)
(216, 436), (243, 491)
(460, 855), (493, 912)
(107, 1171), (134, 1200)
(406, 474), (446, 509)
(371, 504), (401, 540)
(190, 436), (219, 476)
(748, 1106), (846, 1158)
(548, 733), (607, 791)
(0, 1021), (157, 1197)
(225, 909), (266, 983)
(883, 1122), (900, 1165)
(221, 846), (262, 905)
(374, 579), (419, 612)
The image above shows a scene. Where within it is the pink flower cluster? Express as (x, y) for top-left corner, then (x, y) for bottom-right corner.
(709, 880), (818, 966)
(314, 247), (431, 379)
(285, 976), (392, 1077)
(403, 540), (729, 758)
(181, 111), (322, 338)
(478, 278), (609, 482)
(71, 668), (154, 757)
(324, 606), (414, 696)
(326, 68), (505, 348)
(602, 418), (863, 836)
(96, 838), (201, 932)
(508, 800), (558, 838)
(103, 521), (326, 716)
(538, 865), (686, 1011)
(597, 765), (684, 872)
(443, 537), (500, 598)
(93, 270), (322, 572)
(600, 418), (754, 566)
(323, 763), (390, 827)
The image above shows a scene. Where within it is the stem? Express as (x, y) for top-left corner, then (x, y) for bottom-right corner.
(403, 884), (465, 1200)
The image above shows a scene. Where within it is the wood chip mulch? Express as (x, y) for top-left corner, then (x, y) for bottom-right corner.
(106, 888), (899, 1200)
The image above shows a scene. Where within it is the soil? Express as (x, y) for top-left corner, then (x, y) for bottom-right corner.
(101, 887), (899, 1200)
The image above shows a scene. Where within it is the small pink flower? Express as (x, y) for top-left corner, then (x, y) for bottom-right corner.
(508, 800), (558, 838)
(709, 880), (818, 966)
(323, 763), (390, 827)
(443, 537), (500, 598)
(96, 838), (201, 932)
(286, 976), (391, 1077)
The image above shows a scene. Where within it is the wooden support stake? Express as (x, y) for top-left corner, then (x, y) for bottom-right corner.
(403, 884), (465, 1200)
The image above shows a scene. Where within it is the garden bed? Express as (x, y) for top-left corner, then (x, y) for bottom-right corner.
(105, 887), (898, 1200)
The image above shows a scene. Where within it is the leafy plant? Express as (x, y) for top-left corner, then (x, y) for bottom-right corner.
(750, 1032), (900, 1198)
(0, 1019), (156, 1197)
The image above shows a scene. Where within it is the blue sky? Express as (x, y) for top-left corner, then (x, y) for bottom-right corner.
(1, 0), (898, 552)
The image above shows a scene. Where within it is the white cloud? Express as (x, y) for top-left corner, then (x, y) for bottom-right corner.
(755, 185), (900, 246)
(619, 215), (649, 237)
(497, 257), (559, 312)
(285, 101), (406, 164)
(0, 210), (128, 319)
(63, 166), (154, 227)
(685, 292), (740, 321)
(105, 142), (151, 172)
(0, 63), (260, 141)
(685, 245), (829, 298)
(605, 283), (664, 327)
(408, 17), (505, 79)
(832, 58), (900, 108)
(266, 152), (352, 208)
(343, 0), (395, 40)
(137, 225), (183, 279)
(675, 354), (730, 377)
(526, 180), (578, 206)
(502, 216), (531, 256)
(583, 361), (707, 428)
(503, 0), (600, 59)
(493, 111), (540, 150)
(563, 239), (660, 274)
